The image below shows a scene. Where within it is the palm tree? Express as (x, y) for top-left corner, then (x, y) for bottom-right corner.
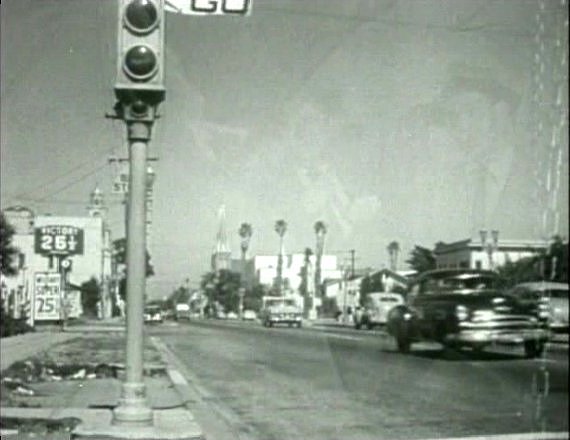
(313, 221), (327, 297)
(238, 223), (253, 261)
(301, 247), (314, 318)
(405, 245), (436, 273)
(387, 241), (400, 271)
(274, 220), (287, 294)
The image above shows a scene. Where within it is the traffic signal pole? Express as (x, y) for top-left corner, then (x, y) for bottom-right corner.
(111, 0), (165, 428)
(113, 119), (154, 427)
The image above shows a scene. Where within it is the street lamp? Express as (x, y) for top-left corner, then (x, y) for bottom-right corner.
(480, 229), (499, 270)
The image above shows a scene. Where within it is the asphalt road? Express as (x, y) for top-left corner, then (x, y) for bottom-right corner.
(152, 319), (568, 440)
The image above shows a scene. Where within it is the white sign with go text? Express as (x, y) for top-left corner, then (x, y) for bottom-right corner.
(165, 0), (251, 15)
(34, 272), (62, 321)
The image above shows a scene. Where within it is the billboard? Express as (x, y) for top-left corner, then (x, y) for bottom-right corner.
(34, 225), (84, 256)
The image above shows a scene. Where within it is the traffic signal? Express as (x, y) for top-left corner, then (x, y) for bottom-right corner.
(115, 0), (165, 107)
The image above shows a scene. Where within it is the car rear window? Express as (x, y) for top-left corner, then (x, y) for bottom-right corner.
(540, 289), (569, 299)
(421, 274), (498, 294)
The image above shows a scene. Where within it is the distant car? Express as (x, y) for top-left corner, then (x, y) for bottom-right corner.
(508, 282), (569, 333)
(242, 310), (257, 321)
(175, 303), (191, 320)
(144, 305), (163, 324)
(354, 292), (405, 330)
(259, 297), (303, 328)
(386, 269), (550, 358)
(227, 311), (238, 320)
(162, 308), (175, 320)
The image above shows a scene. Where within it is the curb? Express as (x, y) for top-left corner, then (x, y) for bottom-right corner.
(150, 337), (258, 440)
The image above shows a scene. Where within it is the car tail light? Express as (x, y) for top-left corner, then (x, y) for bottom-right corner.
(537, 298), (550, 319)
(455, 305), (470, 321)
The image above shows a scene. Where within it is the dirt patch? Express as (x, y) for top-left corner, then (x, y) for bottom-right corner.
(1, 333), (165, 408)
(40, 333), (163, 365)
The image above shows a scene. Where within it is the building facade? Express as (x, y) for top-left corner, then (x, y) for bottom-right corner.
(248, 253), (342, 292)
(434, 238), (548, 270)
(2, 190), (113, 322)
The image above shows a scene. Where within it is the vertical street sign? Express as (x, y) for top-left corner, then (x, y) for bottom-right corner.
(113, 165), (130, 194)
(33, 272), (62, 321)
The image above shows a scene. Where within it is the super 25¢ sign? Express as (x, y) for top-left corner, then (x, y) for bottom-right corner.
(34, 225), (84, 256)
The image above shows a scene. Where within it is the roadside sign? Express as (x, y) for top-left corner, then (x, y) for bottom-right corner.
(165, 0), (252, 15)
(34, 226), (84, 256)
(65, 290), (82, 319)
(33, 272), (62, 321)
(112, 169), (130, 194)
(59, 258), (73, 272)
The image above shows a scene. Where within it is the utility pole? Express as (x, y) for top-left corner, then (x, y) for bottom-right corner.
(350, 249), (356, 278)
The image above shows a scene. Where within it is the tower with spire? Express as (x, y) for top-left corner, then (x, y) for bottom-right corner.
(211, 205), (232, 271)
(87, 185), (106, 218)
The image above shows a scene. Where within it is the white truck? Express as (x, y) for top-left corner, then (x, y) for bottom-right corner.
(175, 302), (191, 320)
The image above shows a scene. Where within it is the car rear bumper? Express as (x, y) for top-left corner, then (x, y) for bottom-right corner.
(446, 328), (550, 345)
(268, 316), (302, 323)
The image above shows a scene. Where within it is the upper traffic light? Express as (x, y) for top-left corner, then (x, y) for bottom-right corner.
(115, 0), (165, 105)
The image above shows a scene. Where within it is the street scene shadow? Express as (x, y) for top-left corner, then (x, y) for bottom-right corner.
(379, 341), (525, 362)
(409, 348), (525, 362)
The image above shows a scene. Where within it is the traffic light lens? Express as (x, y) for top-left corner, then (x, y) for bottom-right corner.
(124, 45), (157, 79)
(125, 0), (158, 32)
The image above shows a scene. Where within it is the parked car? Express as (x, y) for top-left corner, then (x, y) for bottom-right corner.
(259, 297), (303, 328)
(227, 311), (238, 320)
(242, 309), (257, 321)
(386, 269), (550, 358)
(354, 292), (405, 329)
(144, 305), (163, 324)
(507, 282), (569, 333)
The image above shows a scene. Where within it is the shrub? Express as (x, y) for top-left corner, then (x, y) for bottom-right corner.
(0, 303), (34, 338)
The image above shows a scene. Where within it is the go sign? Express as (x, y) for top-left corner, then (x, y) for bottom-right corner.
(34, 225), (84, 256)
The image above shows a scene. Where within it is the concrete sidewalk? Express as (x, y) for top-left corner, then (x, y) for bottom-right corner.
(0, 329), (204, 439)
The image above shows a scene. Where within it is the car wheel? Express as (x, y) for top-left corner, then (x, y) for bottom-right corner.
(395, 327), (411, 353)
(471, 344), (485, 355)
(524, 340), (545, 358)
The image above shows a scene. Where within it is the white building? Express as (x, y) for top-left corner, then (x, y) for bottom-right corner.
(251, 253), (342, 292)
(434, 238), (548, 270)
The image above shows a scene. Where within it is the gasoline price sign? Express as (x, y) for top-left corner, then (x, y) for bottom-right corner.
(34, 225), (84, 256)
(34, 272), (62, 321)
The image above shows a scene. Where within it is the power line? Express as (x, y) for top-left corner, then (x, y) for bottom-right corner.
(3, 153), (111, 202)
(9, 197), (124, 207)
(33, 162), (108, 203)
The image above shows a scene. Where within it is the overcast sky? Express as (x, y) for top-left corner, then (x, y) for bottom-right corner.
(1, 0), (568, 298)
